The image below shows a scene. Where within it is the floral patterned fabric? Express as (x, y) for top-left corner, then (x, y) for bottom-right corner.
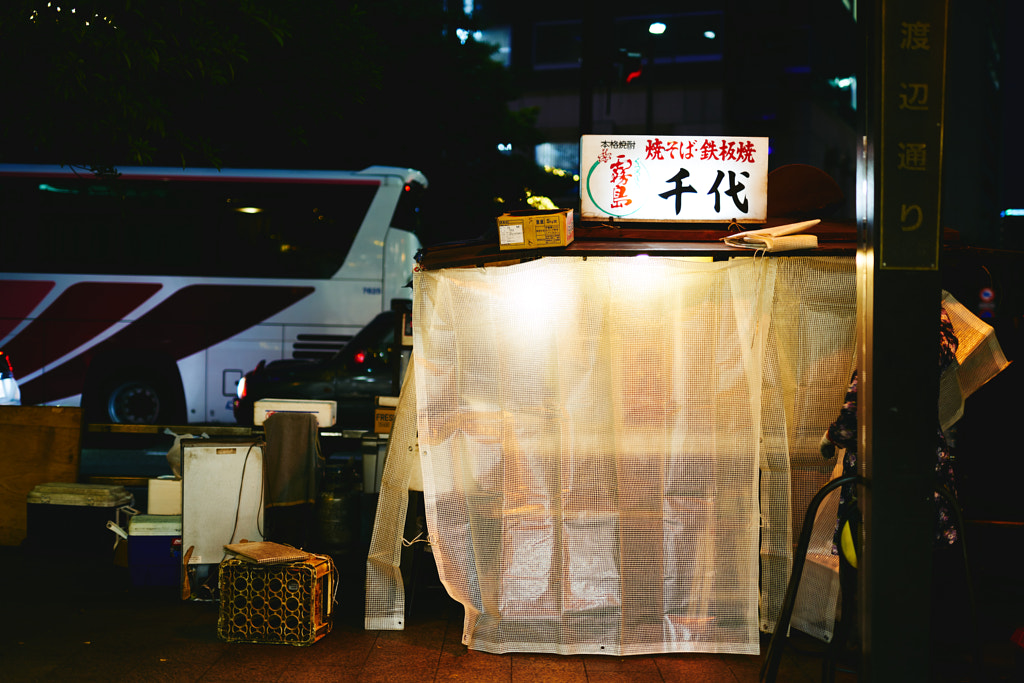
(822, 307), (961, 554)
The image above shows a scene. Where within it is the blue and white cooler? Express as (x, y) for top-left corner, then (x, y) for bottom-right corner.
(128, 514), (182, 587)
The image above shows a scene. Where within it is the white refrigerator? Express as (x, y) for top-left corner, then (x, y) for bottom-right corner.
(181, 438), (264, 599)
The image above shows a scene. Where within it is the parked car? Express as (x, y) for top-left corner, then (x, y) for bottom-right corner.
(233, 310), (401, 430)
(0, 349), (20, 405)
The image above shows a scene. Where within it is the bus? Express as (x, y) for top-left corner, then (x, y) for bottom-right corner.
(0, 163), (426, 425)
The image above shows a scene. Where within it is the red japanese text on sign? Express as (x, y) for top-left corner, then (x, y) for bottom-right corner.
(609, 155), (634, 209)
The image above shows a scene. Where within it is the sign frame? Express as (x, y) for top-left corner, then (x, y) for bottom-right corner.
(579, 134), (769, 224)
(878, 1), (947, 270)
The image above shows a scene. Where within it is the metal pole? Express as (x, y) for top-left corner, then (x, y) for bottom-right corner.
(859, 0), (949, 680)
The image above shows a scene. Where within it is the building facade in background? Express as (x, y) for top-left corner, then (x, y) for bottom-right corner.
(468, 0), (1004, 247)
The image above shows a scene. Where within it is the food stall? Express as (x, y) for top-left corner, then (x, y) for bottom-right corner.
(365, 136), (1007, 657)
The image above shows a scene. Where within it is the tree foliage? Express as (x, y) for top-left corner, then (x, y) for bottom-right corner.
(0, 1), (292, 167)
(0, 0), (567, 244)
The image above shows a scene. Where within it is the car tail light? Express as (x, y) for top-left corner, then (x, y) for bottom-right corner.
(237, 376), (248, 400)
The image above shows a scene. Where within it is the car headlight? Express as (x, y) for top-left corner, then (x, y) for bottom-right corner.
(0, 350), (20, 406)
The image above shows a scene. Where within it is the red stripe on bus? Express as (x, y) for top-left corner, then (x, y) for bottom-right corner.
(0, 280), (56, 339)
(3, 282), (162, 377)
(20, 283), (315, 406)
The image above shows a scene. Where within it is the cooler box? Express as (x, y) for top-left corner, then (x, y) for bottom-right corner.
(128, 514), (182, 587)
(26, 482), (134, 559)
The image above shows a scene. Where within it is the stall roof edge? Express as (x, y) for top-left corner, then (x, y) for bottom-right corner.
(417, 221), (961, 270)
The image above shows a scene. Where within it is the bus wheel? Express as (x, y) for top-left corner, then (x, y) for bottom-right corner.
(83, 354), (187, 426)
(105, 379), (162, 425)
(85, 369), (185, 425)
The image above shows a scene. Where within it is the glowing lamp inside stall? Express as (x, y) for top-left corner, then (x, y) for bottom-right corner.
(504, 258), (710, 347)
(503, 264), (576, 345)
(609, 257), (676, 314)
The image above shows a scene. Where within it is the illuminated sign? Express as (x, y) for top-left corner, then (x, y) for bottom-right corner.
(580, 135), (769, 223)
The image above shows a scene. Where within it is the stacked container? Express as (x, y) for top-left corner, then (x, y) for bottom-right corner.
(26, 482), (134, 560)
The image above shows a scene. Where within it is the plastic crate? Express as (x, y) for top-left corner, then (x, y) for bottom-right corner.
(217, 554), (335, 646)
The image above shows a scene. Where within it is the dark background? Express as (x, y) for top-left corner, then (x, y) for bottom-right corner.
(1001, 2), (1024, 211)
(1, 1), (1019, 248)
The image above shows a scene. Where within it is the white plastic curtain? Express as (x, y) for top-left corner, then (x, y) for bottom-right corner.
(389, 255), (858, 655)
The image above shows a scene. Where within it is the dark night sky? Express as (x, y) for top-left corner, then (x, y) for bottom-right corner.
(1002, 3), (1023, 210)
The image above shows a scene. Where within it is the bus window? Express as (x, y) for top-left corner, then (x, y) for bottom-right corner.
(0, 178), (379, 279)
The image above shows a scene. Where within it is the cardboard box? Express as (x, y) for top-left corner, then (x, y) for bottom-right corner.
(254, 399), (337, 428)
(0, 406), (82, 547)
(373, 409), (395, 434)
(148, 476), (182, 515)
(497, 208), (574, 251)
(373, 396), (398, 435)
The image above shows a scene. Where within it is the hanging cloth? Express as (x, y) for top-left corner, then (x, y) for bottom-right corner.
(262, 412), (322, 547)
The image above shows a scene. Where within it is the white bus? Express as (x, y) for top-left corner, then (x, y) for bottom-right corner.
(0, 163), (426, 425)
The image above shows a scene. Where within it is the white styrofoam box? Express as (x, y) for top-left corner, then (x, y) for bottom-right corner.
(253, 399), (337, 428)
(148, 476), (182, 515)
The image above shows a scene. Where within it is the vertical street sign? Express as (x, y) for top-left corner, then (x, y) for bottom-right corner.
(880, 1), (948, 269)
